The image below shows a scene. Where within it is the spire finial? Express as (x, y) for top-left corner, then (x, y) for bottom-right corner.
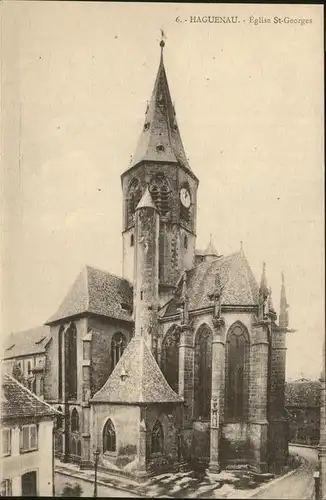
(160, 29), (166, 55)
(240, 240), (243, 252)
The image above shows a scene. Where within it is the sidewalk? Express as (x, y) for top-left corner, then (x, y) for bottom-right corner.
(55, 460), (146, 497)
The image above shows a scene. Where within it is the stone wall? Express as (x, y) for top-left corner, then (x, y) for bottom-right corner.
(91, 404), (140, 473)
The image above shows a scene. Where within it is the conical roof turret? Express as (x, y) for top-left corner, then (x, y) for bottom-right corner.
(135, 186), (157, 211)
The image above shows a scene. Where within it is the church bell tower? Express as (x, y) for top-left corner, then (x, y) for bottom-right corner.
(121, 39), (199, 304)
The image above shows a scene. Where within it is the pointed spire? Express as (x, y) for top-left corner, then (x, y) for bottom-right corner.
(259, 262), (269, 298)
(181, 271), (188, 301)
(279, 272), (289, 328)
(129, 40), (194, 175)
(268, 286), (275, 311)
(135, 185), (158, 211)
(205, 234), (218, 256)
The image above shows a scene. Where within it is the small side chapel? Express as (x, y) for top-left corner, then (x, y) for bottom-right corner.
(47, 39), (293, 480)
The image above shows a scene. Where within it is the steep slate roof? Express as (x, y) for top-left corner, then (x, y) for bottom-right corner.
(91, 336), (182, 404)
(3, 325), (51, 360)
(46, 265), (133, 325)
(163, 251), (259, 317)
(131, 44), (193, 174)
(1, 373), (61, 421)
(285, 380), (322, 408)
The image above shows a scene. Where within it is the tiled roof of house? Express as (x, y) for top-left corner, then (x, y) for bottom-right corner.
(162, 251), (259, 316)
(285, 379), (322, 408)
(91, 336), (182, 405)
(2, 325), (51, 360)
(46, 265), (133, 325)
(1, 373), (61, 421)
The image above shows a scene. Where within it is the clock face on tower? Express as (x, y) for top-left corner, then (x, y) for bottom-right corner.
(180, 188), (191, 208)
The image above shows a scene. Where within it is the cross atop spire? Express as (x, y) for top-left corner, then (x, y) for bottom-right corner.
(129, 38), (195, 176)
(160, 29), (166, 55)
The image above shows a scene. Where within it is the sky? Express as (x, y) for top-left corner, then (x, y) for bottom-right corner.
(1, 2), (324, 380)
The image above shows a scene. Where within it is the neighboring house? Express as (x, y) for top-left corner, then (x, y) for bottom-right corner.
(285, 378), (321, 446)
(1, 325), (51, 398)
(0, 373), (61, 496)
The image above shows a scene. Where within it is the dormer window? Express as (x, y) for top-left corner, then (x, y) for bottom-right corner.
(156, 145), (164, 153)
(120, 302), (131, 312)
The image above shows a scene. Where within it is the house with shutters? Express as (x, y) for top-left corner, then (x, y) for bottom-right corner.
(0, 373), (60, 496)
(2, 38), (293, 481)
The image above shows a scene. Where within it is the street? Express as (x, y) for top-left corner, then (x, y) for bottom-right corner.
(55, 472), (140, 497)
(251, 446), (318, 500)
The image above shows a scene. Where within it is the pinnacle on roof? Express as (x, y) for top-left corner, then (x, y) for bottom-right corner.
(204, 234), (220, 257)
(259, 262), (269, 298)
(136, 185), (158, 211)
(279, 272), (289, 328)
(130, 39), (193, 174)
(268, 286), (275, 312)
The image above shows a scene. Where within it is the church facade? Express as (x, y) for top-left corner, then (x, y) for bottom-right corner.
(22, 41), (292, 480)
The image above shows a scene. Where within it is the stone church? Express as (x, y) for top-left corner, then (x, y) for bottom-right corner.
(42, 40), (292, 480)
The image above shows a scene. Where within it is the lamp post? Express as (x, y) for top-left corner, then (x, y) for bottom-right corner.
(93, 448), (100, 498)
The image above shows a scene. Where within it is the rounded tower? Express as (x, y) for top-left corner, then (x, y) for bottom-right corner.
(134, 186), (159, 349)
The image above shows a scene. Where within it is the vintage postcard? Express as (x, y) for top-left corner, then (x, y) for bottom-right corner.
(1, 2), (324, 498)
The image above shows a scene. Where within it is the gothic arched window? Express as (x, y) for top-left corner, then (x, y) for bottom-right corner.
(32, 378), (36, 394)
(71, 437), (77, 456)
(71, 408), (79, 432)
(27, 361), (31, 375)
(151, 420), (164, 455)
(58, 326), (64, 399)
(111, 332), (126, 373)
(57, 406), (63, 429)
(225, 323), (250, 422)
(161, 326), (180, 393)
(40, 377), (44, 397)
(127, 179), (142, 224)
(103, 419), (116, 453)
(130, 233), (134, 247)
(184, 234), (188, 249)
(194, 324), (213, 420)
(77, 440), (82, 457)
(149, 175), (170, 216)
(65, 323), (77, 400)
